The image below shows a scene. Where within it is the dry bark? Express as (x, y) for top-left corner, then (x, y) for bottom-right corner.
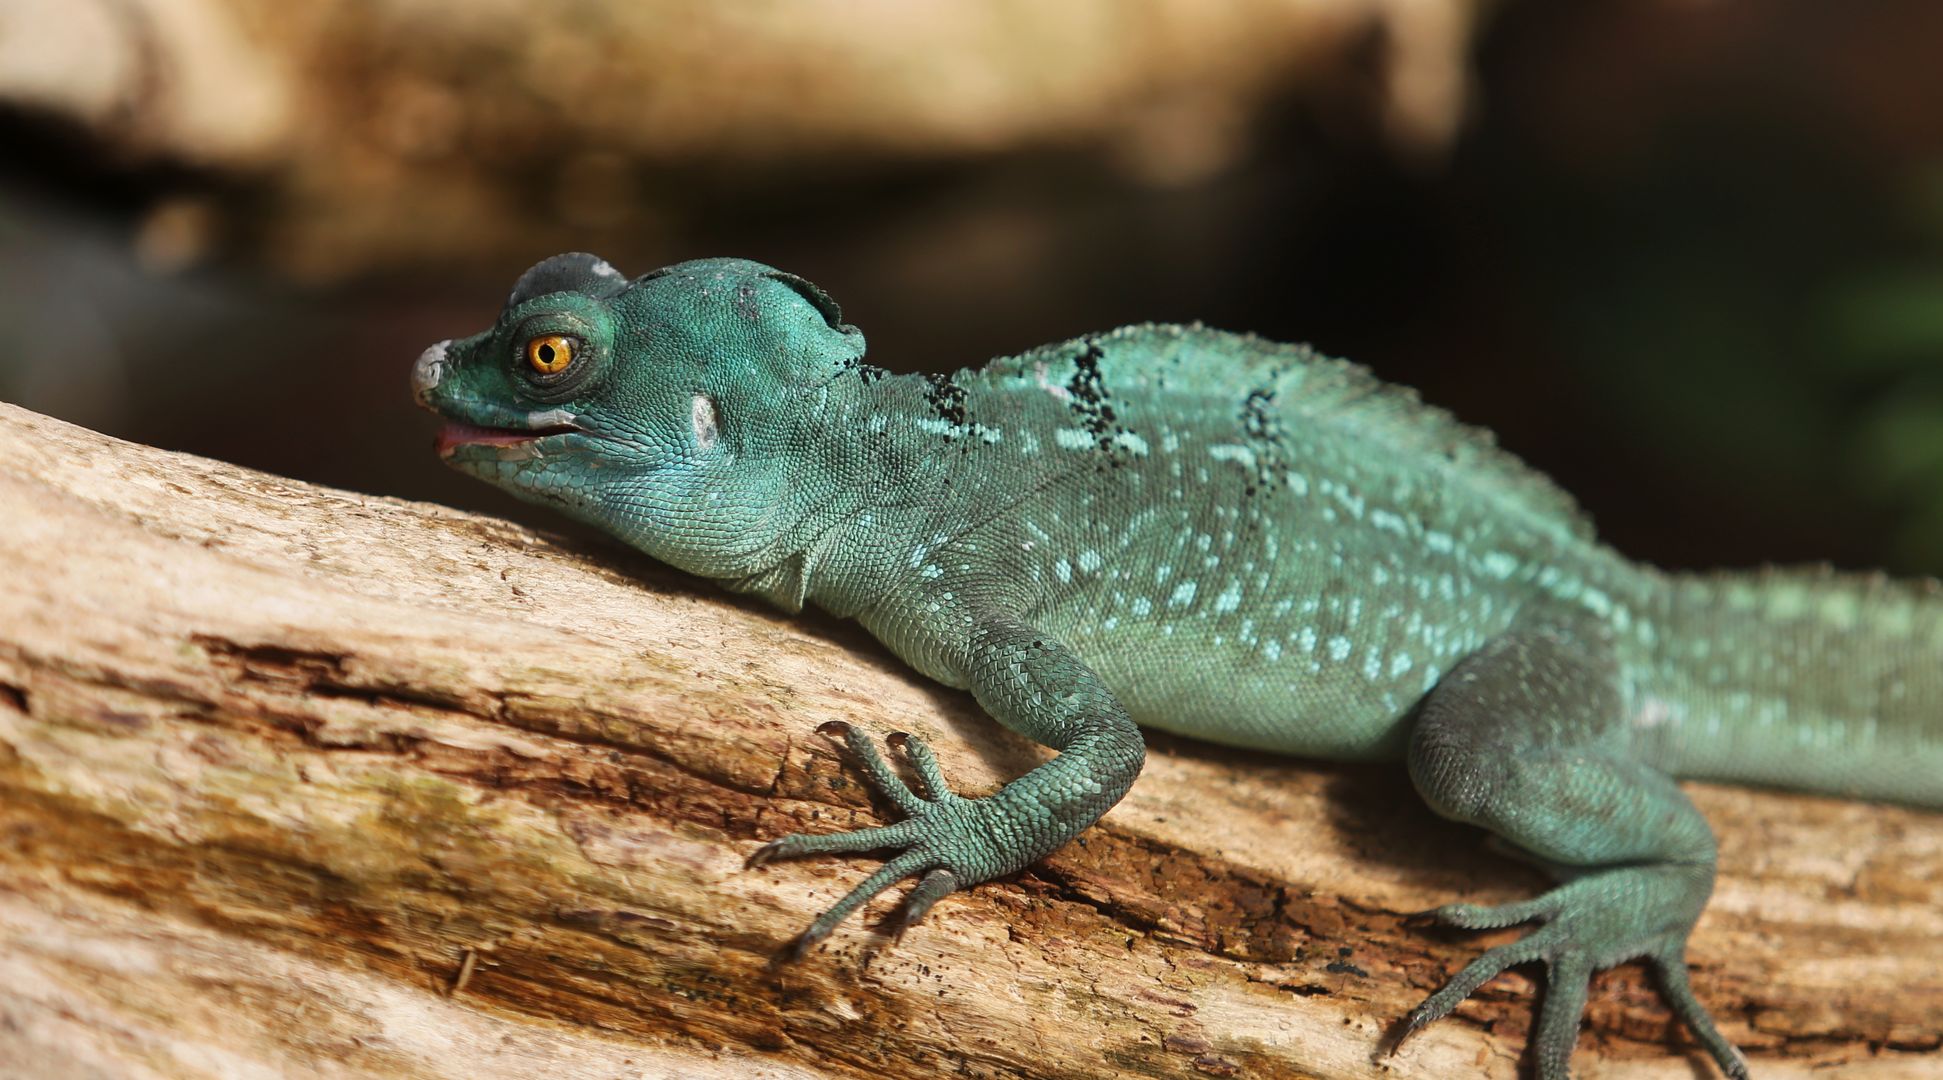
(0, 400), (1937, 1080)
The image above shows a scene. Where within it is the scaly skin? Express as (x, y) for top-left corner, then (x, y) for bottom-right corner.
(414, 253), (1943, 1079)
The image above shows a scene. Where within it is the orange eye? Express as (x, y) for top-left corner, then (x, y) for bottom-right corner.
(525, 335), (575, 374)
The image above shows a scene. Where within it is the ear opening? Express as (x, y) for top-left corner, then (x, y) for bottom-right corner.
(763, 270), (849, 331)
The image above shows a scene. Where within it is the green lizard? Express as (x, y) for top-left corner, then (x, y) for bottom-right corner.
(412, 253), (1943, 1079)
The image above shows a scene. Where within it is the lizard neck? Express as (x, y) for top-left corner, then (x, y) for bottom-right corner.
(716, 368), (951, 616)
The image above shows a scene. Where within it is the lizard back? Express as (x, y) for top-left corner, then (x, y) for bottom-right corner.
(853, 324), (1643, 760)
(847, 323), (1939, 802)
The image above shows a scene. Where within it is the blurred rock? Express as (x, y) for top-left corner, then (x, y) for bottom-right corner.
(0, 0), (1483, 279)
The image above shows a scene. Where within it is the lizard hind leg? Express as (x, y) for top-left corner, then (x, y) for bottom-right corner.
(1396, 621), (1750, 1080)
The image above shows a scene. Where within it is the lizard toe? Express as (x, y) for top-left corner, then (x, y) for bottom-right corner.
(1433, 893), (1560, 930)
(746, 819), (920, 867)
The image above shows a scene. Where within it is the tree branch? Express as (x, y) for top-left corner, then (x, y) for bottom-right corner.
(0, 402), (1936, 1078)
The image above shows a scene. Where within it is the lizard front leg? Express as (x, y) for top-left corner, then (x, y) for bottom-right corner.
(1394, 620), (1749, 1080)
(748, 613), (1146, 954)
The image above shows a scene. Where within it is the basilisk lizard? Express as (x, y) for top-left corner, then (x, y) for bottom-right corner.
(413, 253), (1943, 1078)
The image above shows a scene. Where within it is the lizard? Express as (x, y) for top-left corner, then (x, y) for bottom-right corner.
(411, 252), (1943, 1079)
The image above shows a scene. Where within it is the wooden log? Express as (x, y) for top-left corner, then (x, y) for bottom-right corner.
(0, 401), (1936, 1079)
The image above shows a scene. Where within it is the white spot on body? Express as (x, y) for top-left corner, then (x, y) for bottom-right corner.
(1208, 444), (1256, 469)
(1370, 509), (1408, 536)
(1632, 696), (1672, 731)
(690, 395), (719, 449)
(916, 417), (1005, 442)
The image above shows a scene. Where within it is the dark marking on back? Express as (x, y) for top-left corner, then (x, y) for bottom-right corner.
(1065, 338), (1136, 466)
(1242, 386), (1280, 444)
(1238, 381), (1288, 498)
(924, 372), (970, 431)
(839, 354), (891, 385)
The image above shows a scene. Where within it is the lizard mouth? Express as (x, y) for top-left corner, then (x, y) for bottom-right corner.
(435, 420), (582, 457)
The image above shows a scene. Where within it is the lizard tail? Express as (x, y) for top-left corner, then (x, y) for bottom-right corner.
(1630, 567), (1943, 809)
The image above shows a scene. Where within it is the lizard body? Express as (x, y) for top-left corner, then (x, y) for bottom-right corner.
(414, 254), (1943, 1078)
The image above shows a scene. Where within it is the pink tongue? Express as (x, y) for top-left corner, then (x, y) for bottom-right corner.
(436, 422), (537, 455)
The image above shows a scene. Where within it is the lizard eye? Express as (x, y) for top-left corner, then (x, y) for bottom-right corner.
(525, 334), (576, 375)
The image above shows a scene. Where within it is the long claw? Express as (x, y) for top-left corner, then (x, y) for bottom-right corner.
(832, 725), (928, 817)
(1404, 922), (1563, 1033)
(1378, 1013), (1427, 1059)
(787, 851), (931, 959)
(886, 731), (952, 802)
(1650, 949), (1751, 1080)
(895, 868), (959, 934)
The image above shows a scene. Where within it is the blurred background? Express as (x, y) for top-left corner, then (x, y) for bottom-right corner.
(1, 0), (1940, 576)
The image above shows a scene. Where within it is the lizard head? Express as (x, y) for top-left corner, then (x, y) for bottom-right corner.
(413, 253), (868, 580)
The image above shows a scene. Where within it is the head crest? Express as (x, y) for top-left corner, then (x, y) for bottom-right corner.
(508, 253), (630, 307)
(762, 270), (847, 331)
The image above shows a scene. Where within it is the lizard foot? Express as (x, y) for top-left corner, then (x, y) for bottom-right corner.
(1387, 865), (1749, 1080)
(749, 721), (999, 958)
